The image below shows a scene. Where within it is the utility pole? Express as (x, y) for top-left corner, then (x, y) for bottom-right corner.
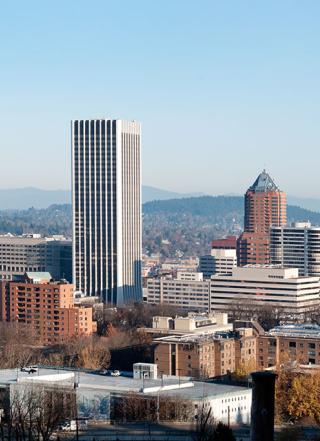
(176, 368), (181, 386)
(156, 372), (164, 423)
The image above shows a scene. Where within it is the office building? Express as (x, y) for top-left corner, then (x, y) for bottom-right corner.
(270, 222), (320, 276)
(199, 249), (237, 278)
(210, 265), (320, 316)
(0, 272), (96, 344)
(257, 324), (320, 369)
(72, 119), (142, 305)
(144, 273), (210, 311)
(238, 170), (286, 265)
(0, 234), (72, 282)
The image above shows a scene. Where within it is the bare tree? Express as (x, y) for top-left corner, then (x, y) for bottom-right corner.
(0, 385), (76, 441)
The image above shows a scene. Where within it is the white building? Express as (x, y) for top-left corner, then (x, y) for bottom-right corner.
(270, 222), (320, 276)
(210, 265), (320, 315)
(72, 119), (142, 305)
(145, 275), (210, 311)
(0, 368), (251, 426)
(199, 249), (237, 278)
(150, 312), (231, 335)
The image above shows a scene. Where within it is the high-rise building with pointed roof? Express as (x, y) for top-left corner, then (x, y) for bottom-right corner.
(238, 170), (286, 265)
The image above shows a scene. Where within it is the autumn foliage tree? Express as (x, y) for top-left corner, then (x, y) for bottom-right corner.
(275, 364), (320, 424)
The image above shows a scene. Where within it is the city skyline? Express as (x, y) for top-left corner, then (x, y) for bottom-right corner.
(1, 1), (320, 197)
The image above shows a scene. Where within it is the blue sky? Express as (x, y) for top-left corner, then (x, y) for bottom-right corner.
(0, 0), (319, 197)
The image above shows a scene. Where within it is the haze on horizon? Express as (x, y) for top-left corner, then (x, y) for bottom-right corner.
(0, 1), (320, 198)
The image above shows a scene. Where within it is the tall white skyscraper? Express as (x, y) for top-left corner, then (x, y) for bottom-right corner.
(72, 119), (142, 305)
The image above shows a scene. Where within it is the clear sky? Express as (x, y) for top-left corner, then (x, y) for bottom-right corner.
(0, 0), (319, 197)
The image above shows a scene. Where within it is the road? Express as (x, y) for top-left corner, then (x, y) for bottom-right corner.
(58, 421), (250, 441)
(57, 422), (320, 441)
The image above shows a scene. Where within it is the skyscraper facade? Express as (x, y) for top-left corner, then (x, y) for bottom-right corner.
(72, 119), (142, 305)
(238, 170), (286, 265)
(270, 222), (320, 276)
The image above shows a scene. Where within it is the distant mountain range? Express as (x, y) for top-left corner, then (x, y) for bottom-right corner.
(0, 186), (204, 209)
(0, 186), (320, 213)
(0, 188), (71, 210)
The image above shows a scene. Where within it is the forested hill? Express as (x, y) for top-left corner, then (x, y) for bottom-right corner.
(143, 195), (320, 224)
(0, 196), (320, 256)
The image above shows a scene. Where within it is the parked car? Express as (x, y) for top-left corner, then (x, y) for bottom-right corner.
(60, 420), (87, 431)
(111, 370), (120, 377)
(21, 366), (38, 374)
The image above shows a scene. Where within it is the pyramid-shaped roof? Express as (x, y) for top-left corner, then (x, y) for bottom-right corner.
(249, 170), (280, 192)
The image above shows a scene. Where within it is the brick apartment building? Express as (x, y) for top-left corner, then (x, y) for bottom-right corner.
(154, 326), (257, 378)
(0, 272), (96, 345)
(257, 324), (320, 369)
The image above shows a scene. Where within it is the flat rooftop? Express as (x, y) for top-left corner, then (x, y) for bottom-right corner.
(154, 331), (238, 344)
(267, 324), (320, 339)
(0, 368), (251, 401)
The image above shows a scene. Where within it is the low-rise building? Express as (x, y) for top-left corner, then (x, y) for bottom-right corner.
(0, 367), (252, 426)
(257, 324), (320, 369)
(149, 312), (231, 336)
(0, 272), (96, 344)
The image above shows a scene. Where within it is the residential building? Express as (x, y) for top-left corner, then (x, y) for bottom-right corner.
(210, 265), (320, 316)
(257, 324), (320, 369)
(154, 327), (257, 378)
(144, 274), (210, 311)
(270, 222), (320, 276)
(72, 119), (142, 305)
(0, 367), (252, 426)
(199, 249), (237, 278)
(0, 234), (72, 282)
(0, 272), (96, 344)
(237, 170), (286, 265)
